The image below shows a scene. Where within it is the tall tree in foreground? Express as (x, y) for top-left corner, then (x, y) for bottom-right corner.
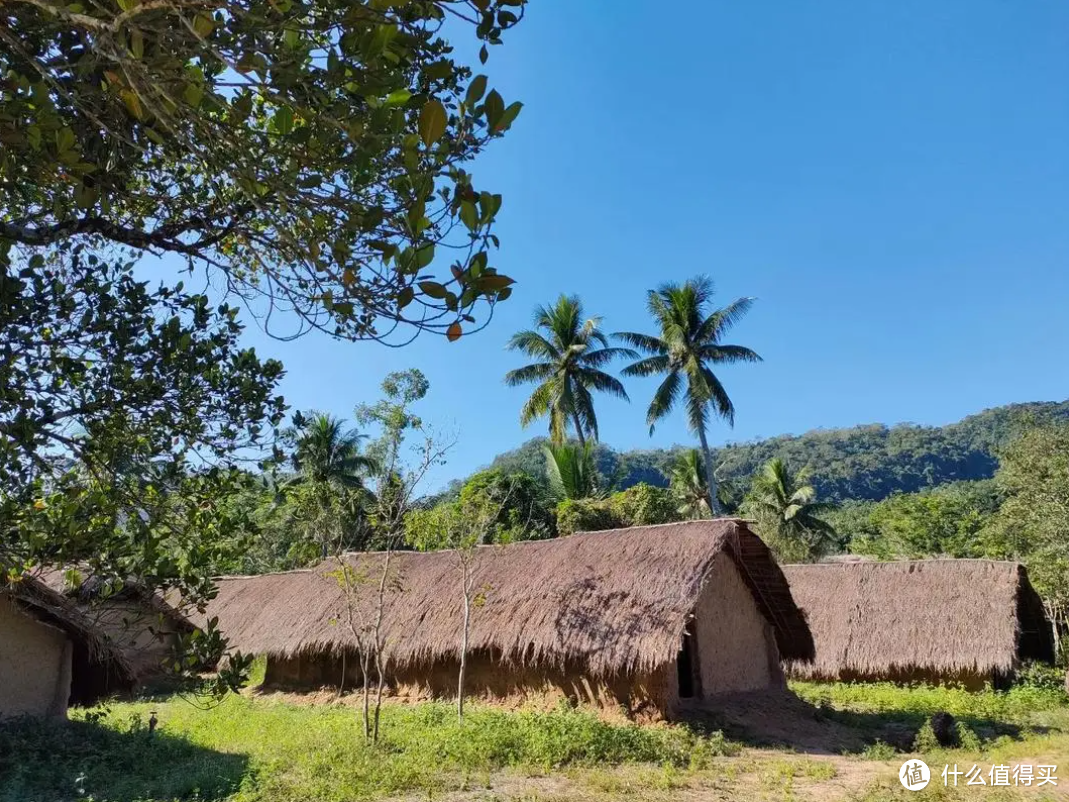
(505, 295), (634, 446)
(617, 277), (760, 514)
(1, 253), (285, 694)
(2, 0), (527, 343)
(742, 458), (836, 562)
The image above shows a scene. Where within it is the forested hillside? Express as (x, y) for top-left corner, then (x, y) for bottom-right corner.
(483, 400), (1069, 503)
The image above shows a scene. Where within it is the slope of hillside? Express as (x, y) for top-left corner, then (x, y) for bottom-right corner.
(485, 400), (1069, 503)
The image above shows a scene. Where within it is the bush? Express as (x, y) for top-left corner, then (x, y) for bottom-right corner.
(1016, 661), (1067, 693)
(557, 484), (679, 535)
(608, 484), (676, 528)
(955, 722), (982, 751)
(912, 720), (940, 753)
(556, 498), (620, 535)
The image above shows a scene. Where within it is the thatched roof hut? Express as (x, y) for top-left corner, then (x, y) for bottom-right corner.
(782, 560), (1054, 684)
(204, 519), (814, 718)
(1, 576), (135, 717)
(33, 568), (194, 680)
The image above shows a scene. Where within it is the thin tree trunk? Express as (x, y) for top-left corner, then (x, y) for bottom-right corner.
(371, 549), (392, 743)
(696, 426), (721, 516)
(361, 650), (371, 740)
(458, 589), (471, 722)
(1048, 602), (1061, 662)
(373, 652), (385, 742)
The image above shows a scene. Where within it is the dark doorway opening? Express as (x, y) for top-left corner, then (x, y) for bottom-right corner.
(677, 629), (700, 699)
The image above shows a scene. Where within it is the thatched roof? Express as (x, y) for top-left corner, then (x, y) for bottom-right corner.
(31, 567), (194, 677)
(3, 576), (136, 685)
(201, 519), (814, 676)
(782, 560), (1054, 679)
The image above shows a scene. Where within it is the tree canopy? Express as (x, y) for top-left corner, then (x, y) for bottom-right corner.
(618, 276), (760, 513)
(0, 251), (284, 630)
(505, 295), (632, 445)
(2, 0), (525, 342)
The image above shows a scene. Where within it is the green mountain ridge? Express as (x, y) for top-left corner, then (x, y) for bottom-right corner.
(482, 400), (1069, 504)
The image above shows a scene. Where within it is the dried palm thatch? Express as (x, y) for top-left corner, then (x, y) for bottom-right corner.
(782, 560), (1053, 680)
(31, 567), (193, 677)
(3, 575), (136, 685)
(201, 519), (813, 676)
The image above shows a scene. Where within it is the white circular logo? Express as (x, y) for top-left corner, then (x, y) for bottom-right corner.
(899, 759), (931, 791)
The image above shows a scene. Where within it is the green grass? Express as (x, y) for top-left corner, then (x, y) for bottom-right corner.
(791, 679), (1067, 722)
(3, 681), (1068, 802)
(0, 696), (733, 802)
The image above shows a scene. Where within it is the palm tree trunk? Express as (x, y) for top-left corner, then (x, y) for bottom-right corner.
(571, 407), (586, 447)
(696, 426), (722, 516)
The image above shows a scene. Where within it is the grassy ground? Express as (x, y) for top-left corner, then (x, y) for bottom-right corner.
(2, 680), (1068, 802)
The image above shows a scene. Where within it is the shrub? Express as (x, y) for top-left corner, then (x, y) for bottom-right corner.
(1016, 661), (1067, 693)
(955, 722), (982, 751)
(862, 740), (898, 760)
(557, 484), (679, 535)
(912, 720), (940, 752)
(556, 498), (619, 535)
(608, 484), (676, 527)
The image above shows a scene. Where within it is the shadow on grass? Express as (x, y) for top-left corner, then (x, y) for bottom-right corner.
(680, 691), (1036, 756)
(0, 714), (249, 802)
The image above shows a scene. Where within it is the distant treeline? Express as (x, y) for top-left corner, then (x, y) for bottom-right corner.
(471, 400), (1069, 504)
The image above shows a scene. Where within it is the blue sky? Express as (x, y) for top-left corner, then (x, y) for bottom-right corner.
(197, 0), (1069, 489)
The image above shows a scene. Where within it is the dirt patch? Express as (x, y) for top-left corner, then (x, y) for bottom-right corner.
(680, 690), (877, 754)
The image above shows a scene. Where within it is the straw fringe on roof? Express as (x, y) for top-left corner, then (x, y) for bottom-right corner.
(3, 575), (136, 684)
(31, 567), (194, 677)
(782, 560), (1053, 679)
(201, 519), (814, 676)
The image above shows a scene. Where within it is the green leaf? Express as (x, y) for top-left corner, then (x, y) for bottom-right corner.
(274, 107), (294, 135)
(493, 101), (523, 133)
(478, 274), (514, 291)
(397, 287), (415, 309)
(419, 281), (448, 299)
(484, 89), (504, 128)
(193, 14), (215, 37)
(468, 250), (488, 276)
(459, 200), (478, 232)
(418, 99), (447, 146)
(183, 83), (204, 107)
(415, 243), (435, 269)
(465, 75), (488, 106)
(55, 128), (75, 154)
(385, 88), (412, 106)
(479, 44), (488, 64)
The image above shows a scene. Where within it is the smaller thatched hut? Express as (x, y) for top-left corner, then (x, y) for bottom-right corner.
(0, 577), (135, 718)
(204, 519), (814, 720)
(783, 560), (1054, 686)
(35, 568), (194, 681)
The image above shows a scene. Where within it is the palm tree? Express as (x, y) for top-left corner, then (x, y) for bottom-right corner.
(544, 442), (600, 500)
(670, 450), (712, 519)
(505, 295), (635, 446)
(290, 411), (378, 488)
(617, 277), (760, 514)
(669, 449), (743, 518)
(741, 457), (836, 561)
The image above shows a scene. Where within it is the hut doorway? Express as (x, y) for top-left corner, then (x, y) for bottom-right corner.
(677, 628), (702, 699)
